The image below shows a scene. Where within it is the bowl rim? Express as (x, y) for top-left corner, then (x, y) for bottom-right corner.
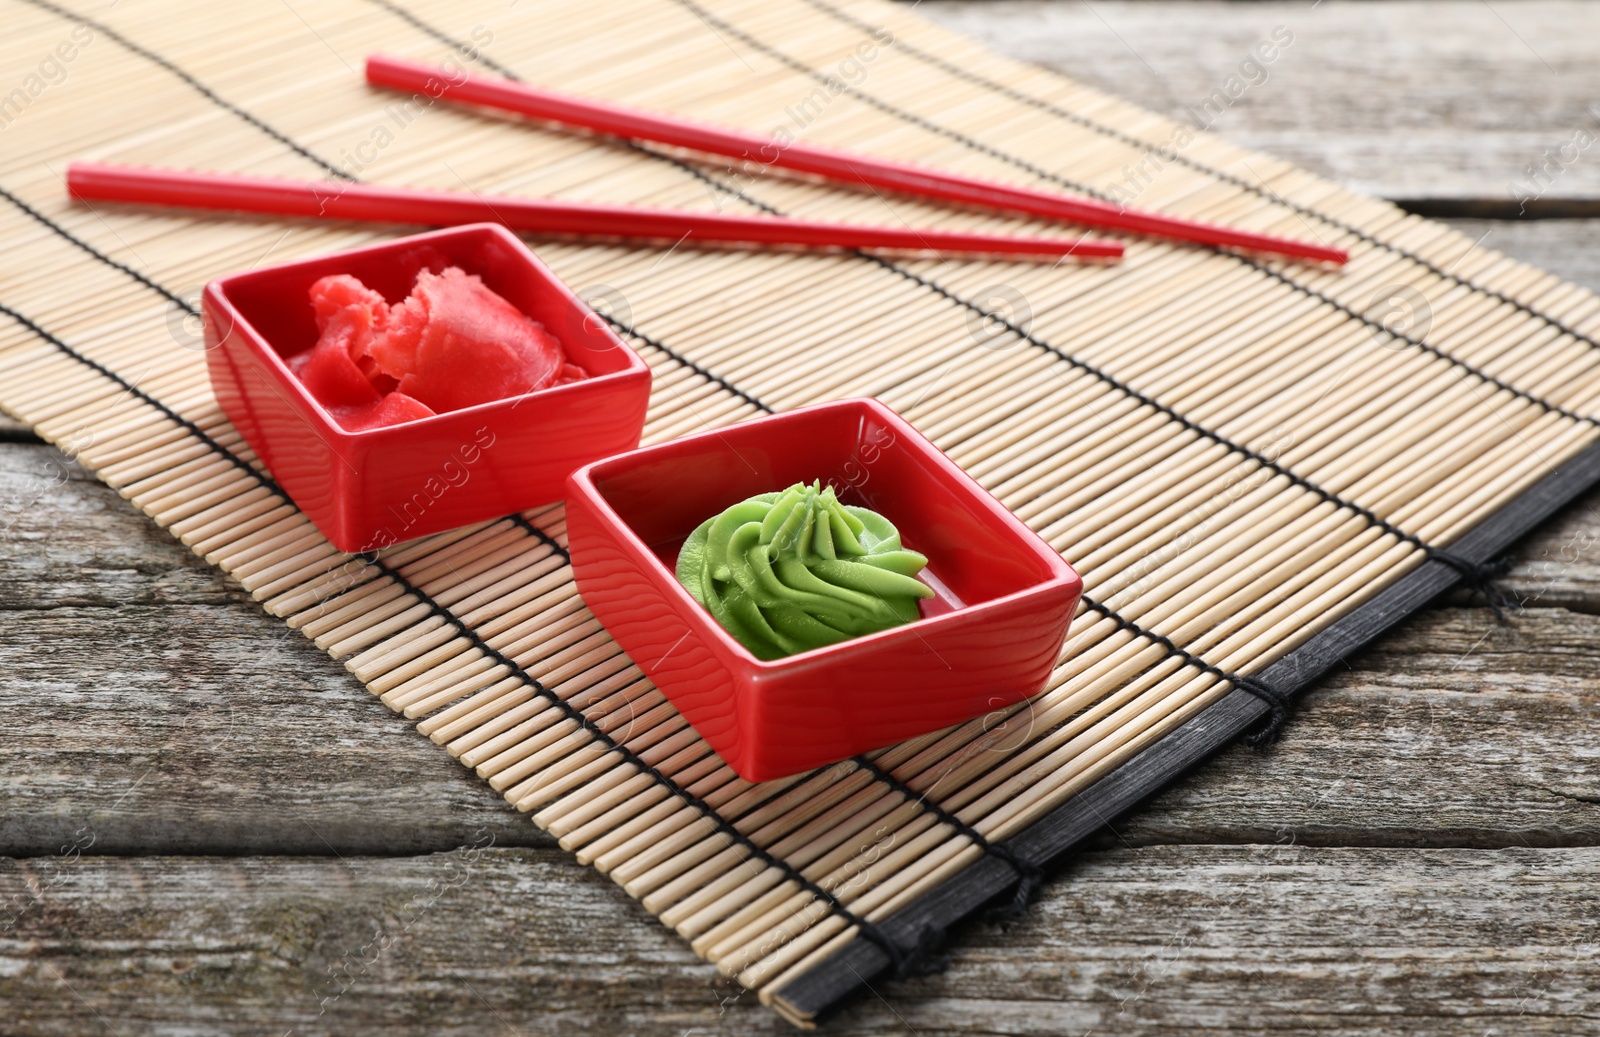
(202, 223), (650, 442)
(569, 396), (1082, 674)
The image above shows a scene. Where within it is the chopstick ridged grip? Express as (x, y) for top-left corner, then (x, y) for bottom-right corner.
(64, 162), (1123, 261)
(365, 54), (1346, 266)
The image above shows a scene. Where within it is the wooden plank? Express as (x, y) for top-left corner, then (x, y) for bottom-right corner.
(902, 845), (1600, 1037)
(0, 442), (550, 858)
(1, 845), (1595, 1035)
(0, 597), (554, 857)
(915, 1), (1600, 209)
(1115, 602), (1600, 849)
(0, 441), (241, 610)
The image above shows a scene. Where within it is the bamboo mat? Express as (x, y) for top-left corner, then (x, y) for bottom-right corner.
(5, 0), (1600, 1025)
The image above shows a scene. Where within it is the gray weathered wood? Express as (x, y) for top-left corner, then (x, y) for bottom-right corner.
(0, 598), (552, 857)
(0, 446), (548, 857)
(916, 1), (1600, 208)
(1, 846), (1596, 1036)
(1, 437), (1595, 1028)
(1117, 603), (1600, 850)
(3, 411), (1598, 858)
(1, 443), (241, 609)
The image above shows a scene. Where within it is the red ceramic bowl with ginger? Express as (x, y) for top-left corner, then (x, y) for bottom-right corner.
(203, 223), (650, 553)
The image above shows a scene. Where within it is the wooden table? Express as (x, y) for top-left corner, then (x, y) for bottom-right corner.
(4, 2), (1598, 1033)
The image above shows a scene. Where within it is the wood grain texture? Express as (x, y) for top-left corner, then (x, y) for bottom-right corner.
(1117, 604), (1600, 850)
(4, 426), (1598, 859)
(916, 1), (1600, 207)
(2, 846), (1597, 1036)
(3, 428), (1599, 1036)
(0, 445), (549, 858)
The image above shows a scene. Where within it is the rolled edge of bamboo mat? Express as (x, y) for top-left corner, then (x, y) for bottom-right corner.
(769, 434), (1600, 1025)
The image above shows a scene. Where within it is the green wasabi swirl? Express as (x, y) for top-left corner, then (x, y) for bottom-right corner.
(675, 481), (935, 660)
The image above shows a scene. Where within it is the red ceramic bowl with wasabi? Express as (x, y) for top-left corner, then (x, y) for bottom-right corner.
(203, 223), (650, 553)
(565, 397), (1082, 782)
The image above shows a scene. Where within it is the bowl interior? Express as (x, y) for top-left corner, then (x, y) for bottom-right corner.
(589, 402), (1059, 612)
(217, 226), (637, 379)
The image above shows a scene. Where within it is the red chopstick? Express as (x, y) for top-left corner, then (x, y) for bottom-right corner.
(65, 163), (1123, 261)
(366, 54), (1346, 267)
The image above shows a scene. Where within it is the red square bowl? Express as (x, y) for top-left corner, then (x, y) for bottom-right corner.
(203, 223), (650, 553)
(566, 398), (1082, 781)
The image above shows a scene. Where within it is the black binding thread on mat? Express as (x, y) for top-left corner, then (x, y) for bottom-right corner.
(0, 185), (192, 312)
(0, 298), (929, 969)
(1431, 551), (1518, 618)
(803, 0), (1600, 358)
(851, 755), (1043, 924)
(672, 0), (1600, 432)
(339, 0), (1536, 976)
(509, 514), (571, 564)
(0, 166), (897, 958)
(15, 0), (352, 182)
(5, 0), (1508, 970)
(359, 0), (519, 78)
(5, 0), (1474, 950)
(0, 304), (235, 459)
(1077, 595), (1291, 749)
(600, 316), (774, 412)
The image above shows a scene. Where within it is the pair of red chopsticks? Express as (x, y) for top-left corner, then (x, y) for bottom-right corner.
(66, 56), (1347, 266)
